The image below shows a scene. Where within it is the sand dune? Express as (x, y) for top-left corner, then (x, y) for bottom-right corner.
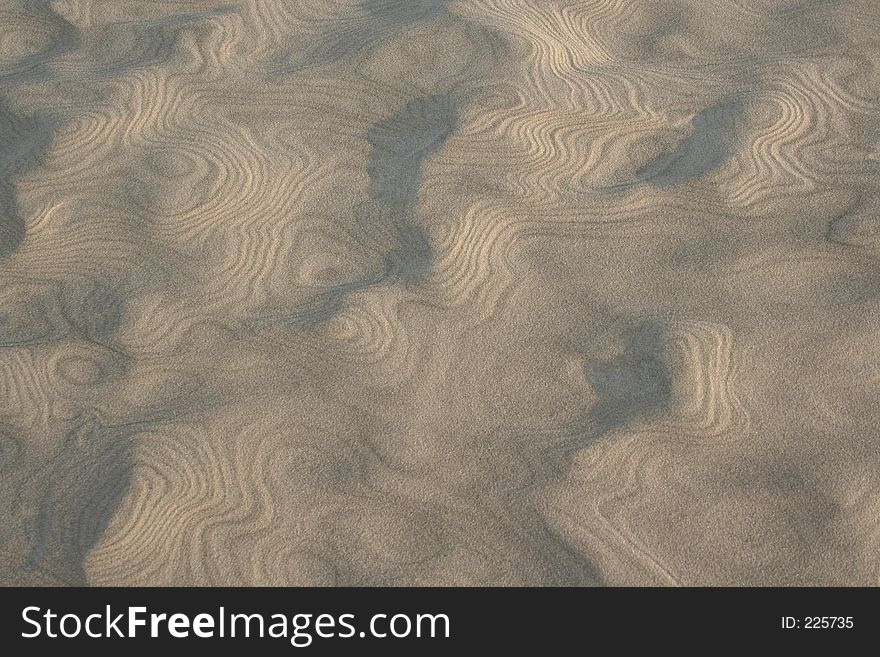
(1, 0), (879, 586)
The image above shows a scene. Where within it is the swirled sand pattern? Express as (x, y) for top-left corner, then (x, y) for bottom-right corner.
(1, 0), (879, 586)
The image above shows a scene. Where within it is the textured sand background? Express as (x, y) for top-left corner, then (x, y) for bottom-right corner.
(1, 0), (879, 586)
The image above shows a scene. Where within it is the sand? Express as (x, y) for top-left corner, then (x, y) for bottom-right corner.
(0, 0), (878, 586)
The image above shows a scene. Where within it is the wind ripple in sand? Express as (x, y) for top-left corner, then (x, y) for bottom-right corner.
(0, 0), (879, 586)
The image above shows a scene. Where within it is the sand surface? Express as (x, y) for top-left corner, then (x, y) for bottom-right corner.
(1, 0), (879, 586)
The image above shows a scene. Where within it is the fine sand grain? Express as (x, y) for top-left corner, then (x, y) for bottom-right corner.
(1, 0), (879, 586)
